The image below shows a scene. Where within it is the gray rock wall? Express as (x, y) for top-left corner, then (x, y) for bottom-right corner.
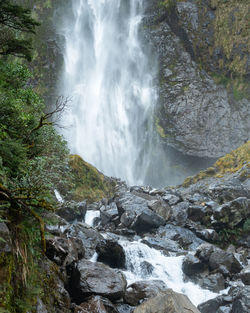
(142, 0), (250, 158)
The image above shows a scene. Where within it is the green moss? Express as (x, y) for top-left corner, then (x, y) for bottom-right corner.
(0, 253), (14, 313)
(159, 0), (176, 9)
(211, 73), (249, 100)
(212, 0), (249, 77)
(183, 141), (250, 187)
(68, 154), (115, 202)
(155, 117), (168, 138)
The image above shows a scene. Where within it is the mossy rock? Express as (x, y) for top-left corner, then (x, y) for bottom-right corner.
(67, 155), (115, 202)
(183, 141), (250, 187)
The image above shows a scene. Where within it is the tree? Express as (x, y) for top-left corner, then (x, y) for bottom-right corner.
(0, 0), (39, 60)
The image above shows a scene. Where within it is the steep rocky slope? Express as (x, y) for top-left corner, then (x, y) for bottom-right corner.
(2, 142), (249, 312)
(143, 0), (250, 157)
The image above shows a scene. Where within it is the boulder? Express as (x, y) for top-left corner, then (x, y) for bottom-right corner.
(240, 264), (250, 285)
(182, 254), (207, 277)
(195, 243), (243, 275)
(96, 239), (126, 269)
(171, 201), (189, 226)
(140, 261), (154, 277)
(208, 180), (249, 203)
(213, 197), (250, 228)
(199, 273), (225, 293)
(46, 235), (84, 266)
(115, 304), (134, 313)
(217, 306), (231, 313)
(116, 192), (148, 217)
(0, 223), (11, 253)
(63, 222), (104, 259)
(74, 296), (118, 313)
(69, 260), (127, 303)
(142, 236), (182, 254)
(148, 199), (171, 220)
(195, 229), (219, 243)
(131, 211), (165, 233)
(187, 205), (206, 223)
(157, 224), (205, 250)
(117, 192), (165, 233)
(39, 258), (71, 313)
(124, 280), (167, 306)
(195, 244), (215, 263)
(100, 203), (119, 226)
(162, 193), (181, 206)
(231, 286), (250, 313)
(198, 295), (232, 313)
(209, 249), (243, 274)
(57, 201), (87, 222)
(133, 289), (201, 313)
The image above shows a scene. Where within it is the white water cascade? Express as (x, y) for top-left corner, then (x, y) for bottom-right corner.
(120, 240), (220, 307)
(59, 0), (166, 186)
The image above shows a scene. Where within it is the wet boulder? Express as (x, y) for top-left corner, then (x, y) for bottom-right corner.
(208, 180), (249, 203)
(57, 201), (87, 222)
(133, 289), (201, 313)
(130, 211), (165, 233)
(209, 249), (243, 274)
(46, 235), (85, 266)
(199, 273), (225, 293)
(240, 264), (250, 285)
(198, 294), (233, 313)
(63, 222), (104, 259)
(140, 261), (154, 277)
(162, 193), (181, 206)
(39, 258), (72, 313)
(115, 304), (134, 313)
(195, 228), (219, 243)
(187, 205), (207, 223)
(96, 239), (126, 269)
(182, 254), (207, 277)
(213, 197), (250, 228)
(171, 201), (189, 226)
(100, 203), (119, 226)
(195, 243), (243, 276)
(116, 192), (148, 217)
(147, 199), (171, 220)
(157, 224), (205, 250)
(69, 260), (127, 303)
(231, 285), (250, 312)
(142, 236), (182, 254)
(74, 296), (118, 313)
(195, 243), (215, 263)
(117, 192), (165, 232)
(124, 280), (167, 306)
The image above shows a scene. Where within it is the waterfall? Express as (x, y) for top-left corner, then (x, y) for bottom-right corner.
(58, 0), (165, 186)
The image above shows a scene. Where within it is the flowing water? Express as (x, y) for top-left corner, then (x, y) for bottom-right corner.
(58, 0), (175, 186)
(83, 211), (221, 306)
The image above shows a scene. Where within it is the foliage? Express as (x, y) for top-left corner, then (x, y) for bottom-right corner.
(183, 141), (250, 187)
(0, 6), (70, 310)
(217, 218), (250, 247)
(0, 0), (39, 61)
(66, 155), (115, 202)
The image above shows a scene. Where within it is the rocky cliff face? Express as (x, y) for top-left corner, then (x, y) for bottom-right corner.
(143, 0), (250, 158)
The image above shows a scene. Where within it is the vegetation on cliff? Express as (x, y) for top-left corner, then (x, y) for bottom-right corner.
(0, 2), (114, 312)
(183, 141), (250, 187)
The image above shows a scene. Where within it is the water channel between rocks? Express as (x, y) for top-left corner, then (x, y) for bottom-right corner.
(83, 210), (225, 306)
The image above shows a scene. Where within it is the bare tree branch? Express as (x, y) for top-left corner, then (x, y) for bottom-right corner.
(30, 96), (71, 134)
